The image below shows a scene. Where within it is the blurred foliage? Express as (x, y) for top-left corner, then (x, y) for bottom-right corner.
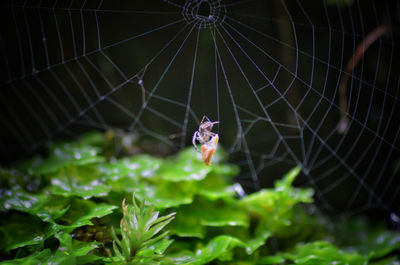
(0, 131), (399, 264)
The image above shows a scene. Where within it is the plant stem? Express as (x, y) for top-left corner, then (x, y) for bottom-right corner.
(337, 24), (390, 134)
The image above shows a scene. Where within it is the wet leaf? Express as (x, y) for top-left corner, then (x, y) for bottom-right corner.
(258, 255), (285, 265)
(134, 182), (194, 209)
(171, 235), (245, 264)
(170, 212), (206, 239)
(244, 230), (271, 255)
(282, 241), (367, 265)
(195, 172), (237, 200)
(137, 238), (174, 256)
(0, 169), (42, 192)
(159, 157), (211, 182)
(0, 188), (69, 222)
(240, 166), (312, 215)
(44, 232), (100, 264)
(240, 166), (313, 235)
(274, 166), (301, 189)
(176, 198), (249, 228)
(19, 139), (104, 175)
(57, 198), (117, 232)
(99, 155), (162, 182)
(334, 217), (400, 260)
(159, 147), (231, 182)
(2, 232), (102, 265)
(364, 230), (400, 260)
(50, 166), (110, 199)
(100, 156), (163, 195)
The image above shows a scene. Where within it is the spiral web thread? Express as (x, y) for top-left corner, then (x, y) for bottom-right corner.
(1, 0), (400, 215)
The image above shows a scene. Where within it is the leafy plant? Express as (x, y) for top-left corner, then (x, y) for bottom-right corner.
(0, 131), (399, 264)
(260, 241), (366, 265)
(111, 194), (175, 263)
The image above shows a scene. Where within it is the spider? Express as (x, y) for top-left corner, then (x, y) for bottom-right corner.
(192, 116), (219, 166)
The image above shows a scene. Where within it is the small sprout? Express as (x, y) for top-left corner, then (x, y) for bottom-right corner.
(111, 193), (175, 262)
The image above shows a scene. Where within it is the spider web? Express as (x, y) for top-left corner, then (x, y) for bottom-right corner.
(1, 0), (400, 216)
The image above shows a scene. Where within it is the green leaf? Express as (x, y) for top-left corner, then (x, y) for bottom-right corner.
(283, 241), (367, 265)
(239, 166), (313, 236)
(170, 235), (245, 264)
(211, 163), (240, 177)
(100, 155), (163, 195)
(20, 141), (104, 175)
(244, 230), (271, 255)
(195, 173), (237, 201)
(158, 147), (231, 182)
(258, 255), (285, 265)
(57, 198), (117, 231)
(50, 166), (110, 199)
(0, 249), (52, 265)
(100, 155), (163, 182)
(134, 182), (194, 209)
(334, 218), (400, 261)
(72, 131), (105, 148)
(175, 198), (249, 228)
(274, 166), (301, 189)
(364, 230), (400, 260)
(241, 166), (312, 216)
(198, 203), (249, 227)
(15, 156), (45, 175)
(159, 152), (212, 182)
(0, 169), (43, 192)
(0, 213), (58, 251)
(137, 238), (174, 256)
(169, 212), (206, 239)
(0, 188), (69, 222)
(16, 232), (101, 265)
(55, 232), (99, 256)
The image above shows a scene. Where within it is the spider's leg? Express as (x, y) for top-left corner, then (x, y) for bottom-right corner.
(206, 131), (217, 138)
(192, 131), (200, 152)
